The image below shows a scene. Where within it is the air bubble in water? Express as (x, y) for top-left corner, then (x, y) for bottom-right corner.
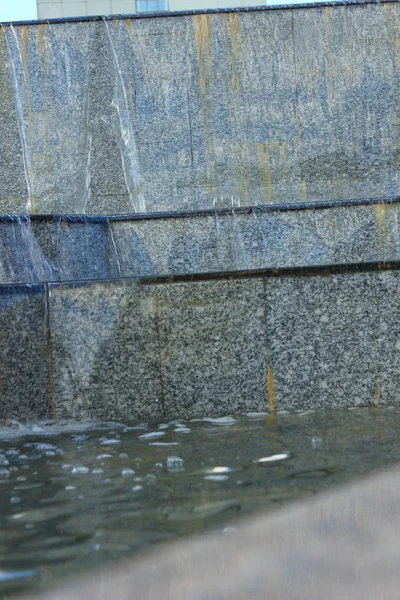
(72, 465), (89, 474)
(121, 468), (135, 477)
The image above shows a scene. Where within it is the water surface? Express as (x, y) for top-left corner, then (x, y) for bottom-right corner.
(0, 406), (398, 597)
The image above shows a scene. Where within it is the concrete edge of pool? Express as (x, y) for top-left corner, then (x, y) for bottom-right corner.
(19, 463), (400, 600)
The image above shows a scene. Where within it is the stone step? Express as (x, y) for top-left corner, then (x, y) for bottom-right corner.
(0, 198), (398, 285)
(2, 261), (399, 422)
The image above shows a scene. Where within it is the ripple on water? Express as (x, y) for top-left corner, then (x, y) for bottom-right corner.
(0, 406), (399, 596)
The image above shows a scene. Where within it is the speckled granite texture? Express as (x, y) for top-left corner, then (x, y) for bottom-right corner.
(0, 201), (395, 284)
(1, 2), (400, 213)
(48, 277), (267, 420)
(0, 285), (52, 421)
(155, 278), (267, 418)
(3, 267), (400, 421)
(48, 280), (163, 420)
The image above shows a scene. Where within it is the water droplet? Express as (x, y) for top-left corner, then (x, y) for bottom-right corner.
(149, 442), (180, 446)
(92, 469), (104, 475)
(204, 475), (229, 481)
(254, 452), (291, 464)
(71, 465), (89, 474)
(10, 496), (21, 504)
(121, 468), (135, 477)
(5, 449), (19, 458)
(96, 454), (112, 460)
(311, 436), (323, 448)
(65, 486), (76, 491)
(206, 466), (233, 474)
(61, 464), (73, 470)
(132, 485), (143, 492)
(0, 468), (10, 478)
(119, 453), (129, 459)
(0, 455), (9, 466)
(139, 432), (165, 440)
(100, 439), (121, 446)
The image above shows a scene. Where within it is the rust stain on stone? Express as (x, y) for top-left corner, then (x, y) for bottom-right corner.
(125, 19), (134, 45)
(230, 13), (240, 93)
(265, 144), (273, 203)
(37, 23), (48, 56)
(267, 364), (276, 414)
(20, 26), (29, 72)
(195, 14), (212, 95)
(376, 204), (386, 258)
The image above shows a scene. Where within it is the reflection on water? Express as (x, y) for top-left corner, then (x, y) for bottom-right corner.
(0, 405), (399, 596)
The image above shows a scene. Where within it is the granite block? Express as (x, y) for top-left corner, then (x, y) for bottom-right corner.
(110, 216), (219, 276)
(48, 280), (164, 420)
(2, 22), (94, 214)
(0, 220), (57, 284)
(0, 31), (28, 209)
(256, 204), (380, 268)
(32, 220), (120, 281)
(368, 270), (400, 405)
(0, 285), (52, 421)
(0, 220), (119, 284)
(155, 278), (267, 418)
(265, 272), (377, 411)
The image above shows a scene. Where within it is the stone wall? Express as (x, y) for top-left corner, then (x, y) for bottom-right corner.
(2, 264), (400, 422)
(1, 1), (400, 214)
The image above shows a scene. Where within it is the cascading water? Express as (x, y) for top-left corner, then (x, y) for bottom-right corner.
(103, 18), (146, 214)
(3, 22), (93, 215)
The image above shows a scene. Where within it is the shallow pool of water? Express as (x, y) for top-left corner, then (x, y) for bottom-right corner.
(0, 405), (399, 597)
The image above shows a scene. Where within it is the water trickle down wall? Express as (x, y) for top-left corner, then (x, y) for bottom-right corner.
(1, 4), (400, 214)
(1, 2), (400, 421)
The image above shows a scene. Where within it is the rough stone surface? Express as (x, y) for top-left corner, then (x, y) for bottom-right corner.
(155, 278), (267, 417)
(4, 266), (400, 421)
(265, 272), (378, 410)
(368, 270), (400, 405)
(48, 280), (164, 420)
(0, 285), (52, 421)
(48, 276), (267, 420)
(22, 464), (400, 600)
(1, 3), (400, 213)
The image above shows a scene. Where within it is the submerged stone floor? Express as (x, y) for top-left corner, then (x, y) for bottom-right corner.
(24, 462), (400, 600)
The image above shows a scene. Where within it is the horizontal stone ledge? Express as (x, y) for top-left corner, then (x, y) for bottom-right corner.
(0, 201), (398, 285)
(1, 193), (399, 222)
(1, 0), (393, 28)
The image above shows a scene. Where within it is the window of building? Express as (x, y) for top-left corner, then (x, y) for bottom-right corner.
(136, 0), (168, 12)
